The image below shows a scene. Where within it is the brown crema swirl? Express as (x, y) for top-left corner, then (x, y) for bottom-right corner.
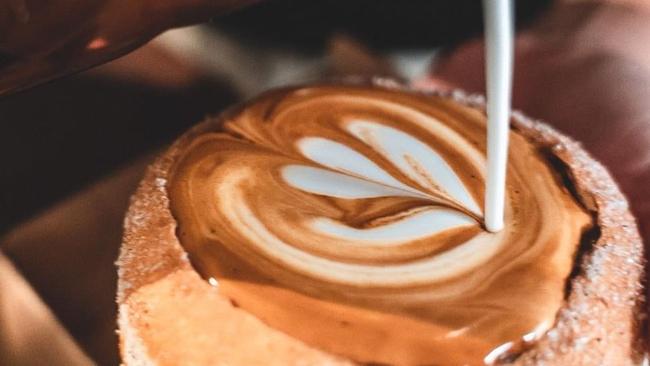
(168, 85), (592, 366)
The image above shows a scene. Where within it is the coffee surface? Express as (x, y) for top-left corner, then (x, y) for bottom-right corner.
(168, 85), (592, 365)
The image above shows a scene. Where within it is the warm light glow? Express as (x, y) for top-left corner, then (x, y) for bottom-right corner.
(87, 38), (108, 50)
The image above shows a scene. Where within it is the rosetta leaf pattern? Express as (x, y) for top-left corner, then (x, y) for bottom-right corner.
(281, 120), (481, 241)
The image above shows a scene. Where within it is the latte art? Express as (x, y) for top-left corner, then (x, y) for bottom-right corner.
(168, 85), (591, 365)
(275, 122), (490, 286)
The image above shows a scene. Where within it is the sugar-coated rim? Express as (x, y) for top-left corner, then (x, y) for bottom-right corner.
(117, 78), (646, 365)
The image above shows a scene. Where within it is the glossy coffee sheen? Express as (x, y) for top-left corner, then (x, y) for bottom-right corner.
(168, 85), (592, 366)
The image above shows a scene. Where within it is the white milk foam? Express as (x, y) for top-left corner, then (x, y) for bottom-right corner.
(311, 209), (474, 244)
(282, 120), (481, 242)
